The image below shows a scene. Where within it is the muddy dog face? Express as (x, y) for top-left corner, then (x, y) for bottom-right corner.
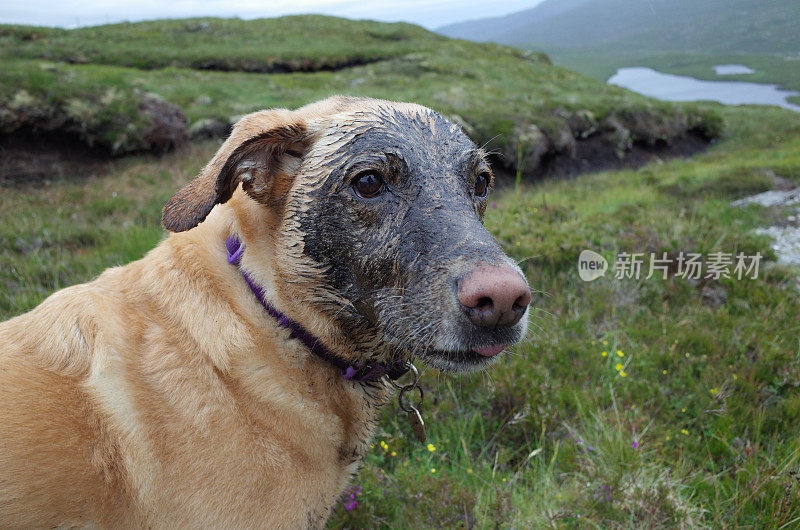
(163, 97), (531, 373)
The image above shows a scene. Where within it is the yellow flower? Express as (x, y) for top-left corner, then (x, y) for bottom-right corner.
(391, 451), (397, 456)
(631, 404), (636, 409)
(681, 408), (686, 413)
(617, 350), (624, 357)
(662, 370), (667, 375)
(710, 388), (719, 395)
(602, 340), (609, 346)
(380, 440), (389, 451)
(467, 468), (473, 474)
(427, 443), (436, 452)
(685, 353), (690, 358)
(430, 468), (436, 474)
(665, 435), (671, 441)
(615, 363), (623, 371)
(733, 374), (738, 380)
(557, 493), (562, 500)
(619, 370), (627, 377)
(681, 429), (689, 435)
(601, 351), (608, 357)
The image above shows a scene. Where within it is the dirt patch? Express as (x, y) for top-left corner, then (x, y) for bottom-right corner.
(0, 130), (114, 185)
(493, 130), (710, 185)
(4, 126), (711, 188)
(537, 131), (709, 179)
(192, 56), (383, 74)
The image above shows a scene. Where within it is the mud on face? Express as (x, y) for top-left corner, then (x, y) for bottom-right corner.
(277, 105), (531, 373)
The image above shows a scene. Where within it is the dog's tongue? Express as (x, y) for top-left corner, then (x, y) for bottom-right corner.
(474, 344), (505, 357)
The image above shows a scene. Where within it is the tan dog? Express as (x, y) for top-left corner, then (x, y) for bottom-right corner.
(0, 96), (531, 528)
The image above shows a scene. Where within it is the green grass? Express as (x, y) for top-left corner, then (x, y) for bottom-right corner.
(0, 16), (443, 71)
(2, 100), (800, 526)
(3, 14), (800, 528)
(0, 16), (717, 169)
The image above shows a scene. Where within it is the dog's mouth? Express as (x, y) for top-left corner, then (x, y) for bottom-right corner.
(473, 344), (506, 357)
(414, 342), (513, 373)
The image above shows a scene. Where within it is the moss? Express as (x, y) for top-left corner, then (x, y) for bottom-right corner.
(1, 16), (719, 163)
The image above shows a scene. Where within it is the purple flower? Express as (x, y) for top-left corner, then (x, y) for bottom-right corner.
(632, 441), (639, 449)
(340, 485), (363, 512)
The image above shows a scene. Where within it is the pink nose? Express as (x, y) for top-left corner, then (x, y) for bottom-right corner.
(457, 266), (531, 328)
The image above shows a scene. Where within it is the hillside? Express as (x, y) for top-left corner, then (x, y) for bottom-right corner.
(438, 0), (800, 54)
(0, 16), (717, 180)
(438, 0), (800, 99)
(0, 17), (442, 72)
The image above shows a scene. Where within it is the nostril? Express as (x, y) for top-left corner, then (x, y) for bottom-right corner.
(513, 290), (532, 310)
(475, 296), (493, 310)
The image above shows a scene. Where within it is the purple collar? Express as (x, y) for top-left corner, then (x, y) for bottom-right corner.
(225, 235), (409, 383)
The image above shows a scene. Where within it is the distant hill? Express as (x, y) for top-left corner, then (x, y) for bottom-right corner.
(0, 16), (444, 72)
(438, 0), (800, 54)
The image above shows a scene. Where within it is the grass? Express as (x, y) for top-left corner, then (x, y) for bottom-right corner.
(3, 14), (800, 528)
(0, 17), (443, 71)
(2, 100), (800, 526)
(0, 16), (717, 169)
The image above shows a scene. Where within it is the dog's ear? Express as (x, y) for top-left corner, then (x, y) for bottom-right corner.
(162, 122), (309, 232)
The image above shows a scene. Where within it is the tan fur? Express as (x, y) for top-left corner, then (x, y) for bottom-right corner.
(0, 97), (430, 528)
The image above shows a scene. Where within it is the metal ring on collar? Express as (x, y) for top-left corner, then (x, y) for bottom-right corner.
(389, 362), (419, 392)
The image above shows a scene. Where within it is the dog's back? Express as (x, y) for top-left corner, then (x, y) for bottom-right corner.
(0, 267), (145, 526)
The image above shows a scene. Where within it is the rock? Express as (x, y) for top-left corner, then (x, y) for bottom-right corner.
(755, 226), (800, 265)
(139, 93), (187, 153)
(188, 118), (231, 140)
(512, 123), (551, 171)
(731, 189), (800, 208)
(566, 109), (597, 139)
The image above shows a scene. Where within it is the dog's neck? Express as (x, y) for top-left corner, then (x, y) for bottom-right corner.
(160, 206), (396, 474)
(224, 234), (410, 384)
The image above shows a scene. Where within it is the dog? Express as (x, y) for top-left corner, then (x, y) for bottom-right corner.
(0, 96), (531, 528)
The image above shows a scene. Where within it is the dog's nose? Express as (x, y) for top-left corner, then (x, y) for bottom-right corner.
(457, 266), (531, 328)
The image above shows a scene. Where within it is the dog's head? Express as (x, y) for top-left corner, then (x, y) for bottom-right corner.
(163, 97), (530, 373)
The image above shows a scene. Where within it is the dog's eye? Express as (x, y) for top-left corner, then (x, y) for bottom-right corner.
(474, 172), (490, 198)
(352, 171), (384, 199)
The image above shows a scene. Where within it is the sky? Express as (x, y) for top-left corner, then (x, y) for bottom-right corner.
(1, 0), (545, 30)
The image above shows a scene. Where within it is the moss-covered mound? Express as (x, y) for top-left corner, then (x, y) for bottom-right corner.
(0, 16), (720, 174)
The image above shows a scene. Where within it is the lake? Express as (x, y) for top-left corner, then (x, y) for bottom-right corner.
(608, 67), (800, 112)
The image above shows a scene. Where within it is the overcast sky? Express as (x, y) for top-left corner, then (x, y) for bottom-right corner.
(1, 0), (545, 30)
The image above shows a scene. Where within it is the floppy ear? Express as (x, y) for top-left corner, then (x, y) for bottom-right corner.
(161, 122), (309, 232)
